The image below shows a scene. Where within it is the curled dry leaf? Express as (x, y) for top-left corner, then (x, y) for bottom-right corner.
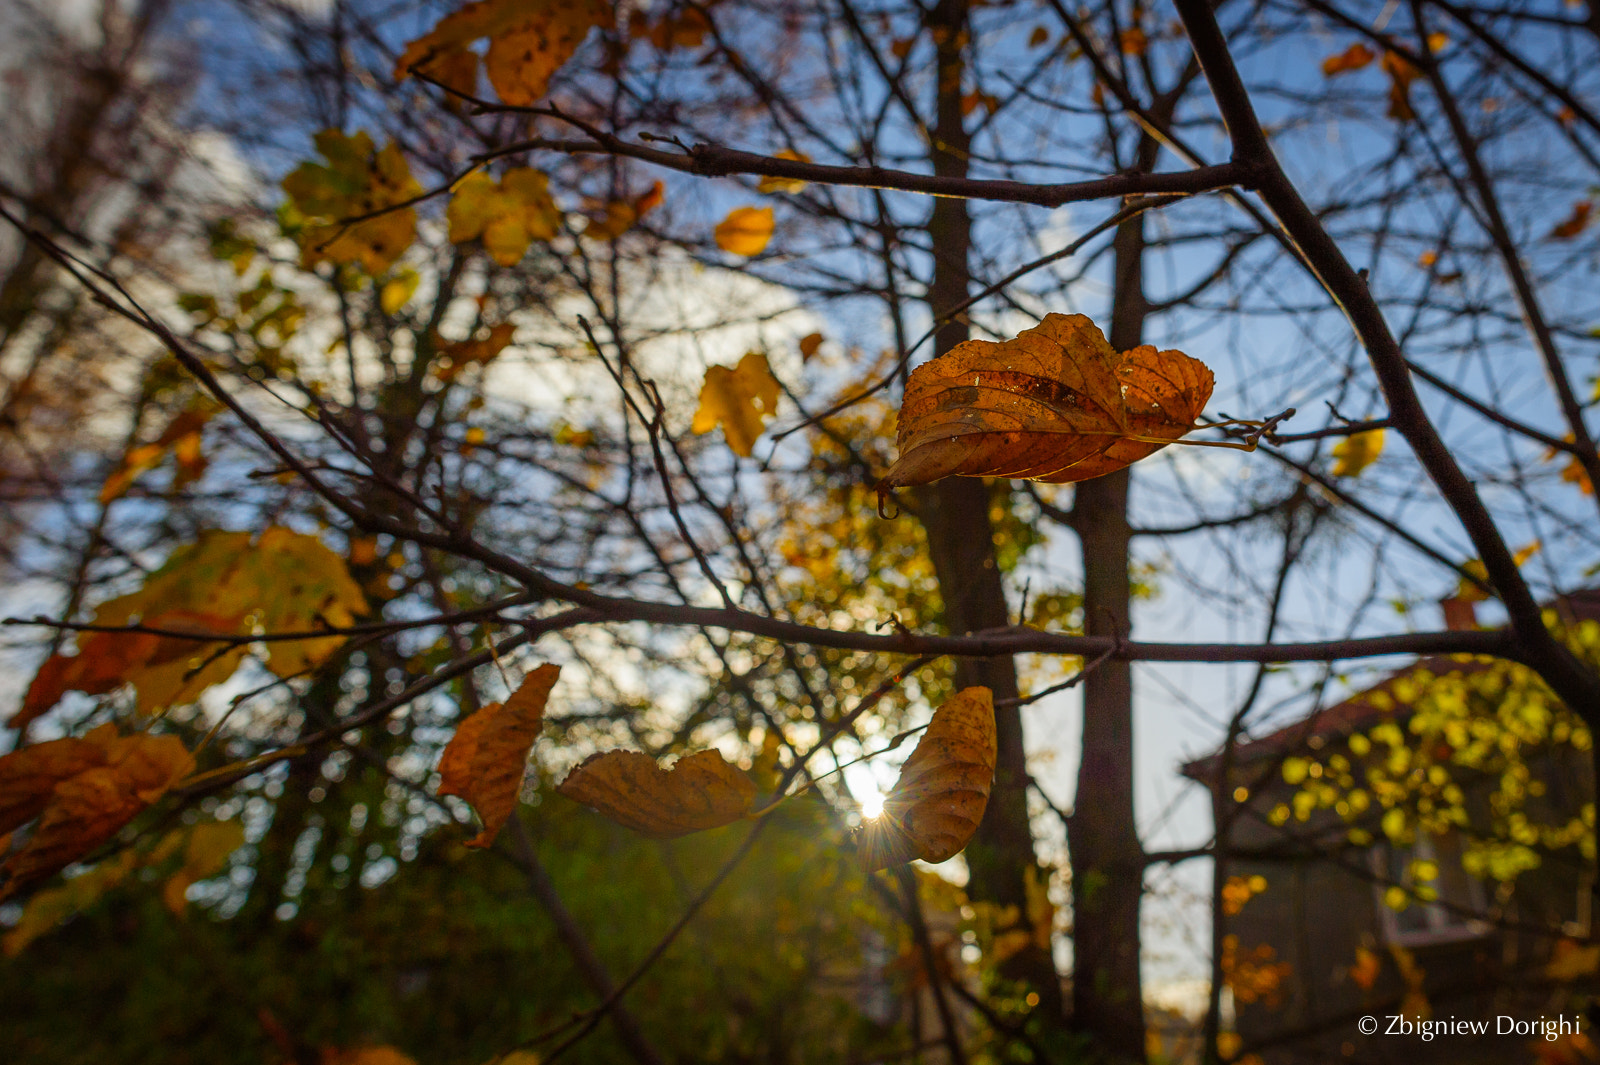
(855, 687), (996, 872)
(0, 729), (194, 898)
(557, 749), (757, 838)
(1321, 42), (1375, 77)
(1550, 200), (1593, 240)
(878, 313), (1213, 491)
(714, 206), (774, 257)
(438, 663), (559, 848)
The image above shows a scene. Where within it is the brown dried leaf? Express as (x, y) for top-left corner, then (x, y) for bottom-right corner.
(0, 729), (114, 836)
(0, 732), (193, 898)
(878, 313), (1213, 489)
(438, 664), (558, 848)
(1550, 200), (1593, 240)
(557, 749), (756, 838)
(856, 687), (996, 872)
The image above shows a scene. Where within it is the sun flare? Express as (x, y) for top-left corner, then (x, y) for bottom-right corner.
(859, 790), (886, 820)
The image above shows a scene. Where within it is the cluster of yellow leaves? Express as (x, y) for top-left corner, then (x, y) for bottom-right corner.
(878, 313), (1213, 490)
(690, 351), (781, 457)
(1330, 427), (1385, 478)
(395, 0), (611, 107)
(714, 205), (775, 257)
(100, 399), (216, 504)
(855, 687), (995, 870)
(0, 725), (194, 900)
(281, 129), (422, 275)
(15, 528), (368, 730)
(1268, 618), (1599, 882)
(448, 168), (561, 266)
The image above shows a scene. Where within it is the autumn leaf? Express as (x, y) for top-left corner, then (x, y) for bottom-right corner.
(100, 401), (215, 504)
(437, 322), (517, 382)
(395, 0), (610, 107)
(321, 1047), (420, 1065)
(448, 168), (561, 265)
(162, 819), (246, 914)
(877, 313), (1214, 490)
(0, 731), (193, 899)
(1456, 540), (1542, 602)
(757, 150), (812, 195)
(630, 5), (710, 51)
(855, 687), (996, 871)
(380, 268), (420, 314)
(0, 729), (116, 835)
(798, 332), (823, 362)
(1330, 427), (1385, 477)
(557, 748), (757, 837)
(1119, 27), (1148, 56)
(583, 180), (665, 240)
(438, 664), (559, 848)
(690, 351), (781, 457)
(1381, 51), (1421, 122)
(1550, 200), (1593, 240)
(281, 129), (422, 274)
(714, 206), (774, 256)
(1321, 42), (1375, 77)
(13, 528), (368, 728)
(1348, 945), (1381, 989)
(1028, 25), (1050, 48)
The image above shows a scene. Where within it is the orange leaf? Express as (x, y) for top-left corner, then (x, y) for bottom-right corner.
(856, 687), (996, 871)
(395, 0), (610, 107)
(1119, 27), (1148, 56)
(878, 313), (1214, 490)
(714, 206), (774, 257)
(557, 748), (756, 838)
(1321, 42), (1375, 77)
(1348, 945), (1381, 989)
(1550, 200), (1593, 240)
(0, 732), (192, 898)
(798, 332), (824, 362)
(438, 664), (558, 847)
(1381, 51), (1420, 122)
(437, 322), (517, 381)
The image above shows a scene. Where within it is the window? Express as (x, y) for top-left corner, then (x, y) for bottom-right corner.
(1370, 832), (1489, 946)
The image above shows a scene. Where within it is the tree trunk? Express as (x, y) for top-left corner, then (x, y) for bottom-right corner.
(1067, 140), (1159, 1062)
(910, 0), (1067, 1036)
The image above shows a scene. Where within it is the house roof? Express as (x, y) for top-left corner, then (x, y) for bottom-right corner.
(1179, 589), (1600, 786)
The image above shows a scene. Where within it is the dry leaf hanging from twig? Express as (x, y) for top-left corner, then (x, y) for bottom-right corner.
(856, 687), (996, 872)
(878, 313), (1213, 491)
(557, 749), (756, 838)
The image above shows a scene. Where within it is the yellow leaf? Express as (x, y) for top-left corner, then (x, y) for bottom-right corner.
(855, 687), (996, 871)
(1456, 540), (1540, 602)
(163, 819), (246, 915)
(877, 313), (1214, 490)
(380, 268), (420, 314)
(395, 0), (610, 107)
(448, 168), (560, 265)
(438, 664), (558, 848)
(1321, 42), (1375, 77)
(1548, 938), (1600, 981)
(714, 206), (774, 256)
(282, 129), (421, 274)
(757, 150), (811, 195)
(690, 352), (781, 457)
(1330, 427), (1385, 477)
(557, 749), (757, 838)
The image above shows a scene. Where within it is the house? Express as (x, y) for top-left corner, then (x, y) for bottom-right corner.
(1181, 592), (1600, 1064)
